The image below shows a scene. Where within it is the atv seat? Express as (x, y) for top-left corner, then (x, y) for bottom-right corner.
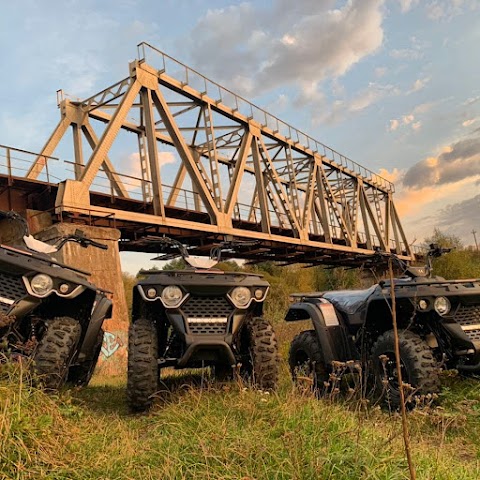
(322, 285), (377, 321)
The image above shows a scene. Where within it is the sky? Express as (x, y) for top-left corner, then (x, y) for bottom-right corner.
(1, 0), (479, 273)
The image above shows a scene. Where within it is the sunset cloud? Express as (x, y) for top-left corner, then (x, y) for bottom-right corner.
(403, 135), (480, 188)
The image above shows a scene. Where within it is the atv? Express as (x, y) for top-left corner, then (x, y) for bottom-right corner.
(286, 245), (480, 407)
(127, 237), (279, 411)
(0, 210), (112, 389)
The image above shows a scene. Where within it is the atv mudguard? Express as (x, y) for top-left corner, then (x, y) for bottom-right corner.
(76, 294), (112, 362)
(285, 299), (358, 364)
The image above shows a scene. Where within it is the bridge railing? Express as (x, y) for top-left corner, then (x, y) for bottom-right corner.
(0, 144), (59, 184)
(137, 42), (394, 193)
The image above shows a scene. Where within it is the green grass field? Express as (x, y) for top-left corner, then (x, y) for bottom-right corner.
(2, 323), (480, 480)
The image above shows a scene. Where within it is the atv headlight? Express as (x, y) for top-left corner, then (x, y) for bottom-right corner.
(161, 285), (184, 307)
(30, 274), (53, 296)
(434, 296), (451, 316)
(418, 299), (429, 311)
(230, 286), (252, 308)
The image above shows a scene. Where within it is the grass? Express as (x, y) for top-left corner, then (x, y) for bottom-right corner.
(1, 323), (480, 479)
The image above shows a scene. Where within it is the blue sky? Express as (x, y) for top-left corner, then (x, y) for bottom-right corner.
(1, 0), (479, 273)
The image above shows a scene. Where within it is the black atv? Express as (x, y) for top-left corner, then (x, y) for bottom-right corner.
(127, 237), (279, 411)
(286, 245), (480, 407)
(0, 210), (112, 389)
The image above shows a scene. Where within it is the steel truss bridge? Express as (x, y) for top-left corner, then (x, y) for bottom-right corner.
(0, 42), (413, 266)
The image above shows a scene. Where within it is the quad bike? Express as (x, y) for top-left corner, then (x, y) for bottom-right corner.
(0, 210), (112, 389)
(286, 245), (480, 407)
(127, 237), (279, 411)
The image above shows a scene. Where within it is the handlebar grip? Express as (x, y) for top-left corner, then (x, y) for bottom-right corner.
(89, 240), (108, 250)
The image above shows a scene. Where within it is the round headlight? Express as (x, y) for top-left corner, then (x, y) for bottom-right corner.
(146, 288), (157, 299)
(30, 274), (53, 296)
(418, 299), (428, 310)
(434, 296), (451, 316)
(230, 286), (251, 308)
(254, 288), (264, 300)
(161, 285), (183, 307)
(59, 283), (70, 294)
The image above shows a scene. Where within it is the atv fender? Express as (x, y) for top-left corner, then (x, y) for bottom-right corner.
(285, 300), (355, 364)
(77, 295), (112, 362)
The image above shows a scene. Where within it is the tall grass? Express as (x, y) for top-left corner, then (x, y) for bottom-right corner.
(2, 338), (480, 479)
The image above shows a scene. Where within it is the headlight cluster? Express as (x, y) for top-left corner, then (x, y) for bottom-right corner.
(144, 285), (187, 308)
(228, 286), (268, 309)
(417, 296), (451, 316)
(28, 274), (74, 298)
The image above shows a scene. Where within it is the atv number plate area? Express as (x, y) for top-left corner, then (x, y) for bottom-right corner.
(319, 303), (340, 326)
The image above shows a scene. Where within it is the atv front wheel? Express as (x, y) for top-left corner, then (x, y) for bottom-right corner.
(371, 329), (440, 408)
(240, 317), (279, 390)
(127, 318), (159, 412)
(34, 317), (82, 390)
(289, 330), (328, 392)
(68, 328), (104, 387)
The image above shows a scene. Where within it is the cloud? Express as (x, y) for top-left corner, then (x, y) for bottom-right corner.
(388, 113), (421, 132)
(425, 0), (480, 21)
(462, 118), (477, 127)
(403, 134), (480, 188)
(389, 36), (427, 61)
(374, 66), (388, 78)
(436, 194), (480, 230)
(391, 176), (477, 217)
(390, 48), (423, 60)
(407, 77), (430, 94)
(398, 0), (420, 13)
(389, 119), (400, 131)
(320, 81), (399, 124)
(116, 151), (178, 193)
(186, 0), (385, 97)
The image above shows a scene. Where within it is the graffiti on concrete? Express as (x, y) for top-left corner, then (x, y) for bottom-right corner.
(101, 331), (124, 359)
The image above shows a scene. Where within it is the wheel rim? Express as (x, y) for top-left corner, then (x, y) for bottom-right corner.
(380, 351), (409, 395)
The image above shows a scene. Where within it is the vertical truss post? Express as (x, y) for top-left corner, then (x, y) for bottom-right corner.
(141, 87), (165, 217)
(203, 104), (223, 210)
(72, 123), (84, 180)
(137, 132), (152, 203)
(251, 136), (271, 233)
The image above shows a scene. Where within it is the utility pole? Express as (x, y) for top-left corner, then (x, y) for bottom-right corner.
(472, 229), (479, 251)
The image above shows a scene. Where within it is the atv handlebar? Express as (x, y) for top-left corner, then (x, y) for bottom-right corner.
(55, 230), (108, 251)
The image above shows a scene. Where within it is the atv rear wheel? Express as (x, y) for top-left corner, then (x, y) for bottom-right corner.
(289, 330), (328, 392)
(240, 317), (279, 390)
(34, 317), (82, 390)
(371, 329), (440, 408)
(127, 318), (159, 412)
(68, 328), (104, 387)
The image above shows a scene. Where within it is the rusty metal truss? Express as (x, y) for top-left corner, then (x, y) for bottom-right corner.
(23, 42), (413, 265)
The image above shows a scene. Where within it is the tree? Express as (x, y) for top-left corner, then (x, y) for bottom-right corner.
(424, 228), (463, 250)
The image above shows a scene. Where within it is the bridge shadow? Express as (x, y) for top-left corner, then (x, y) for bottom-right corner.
(72, 368), (225, 416)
